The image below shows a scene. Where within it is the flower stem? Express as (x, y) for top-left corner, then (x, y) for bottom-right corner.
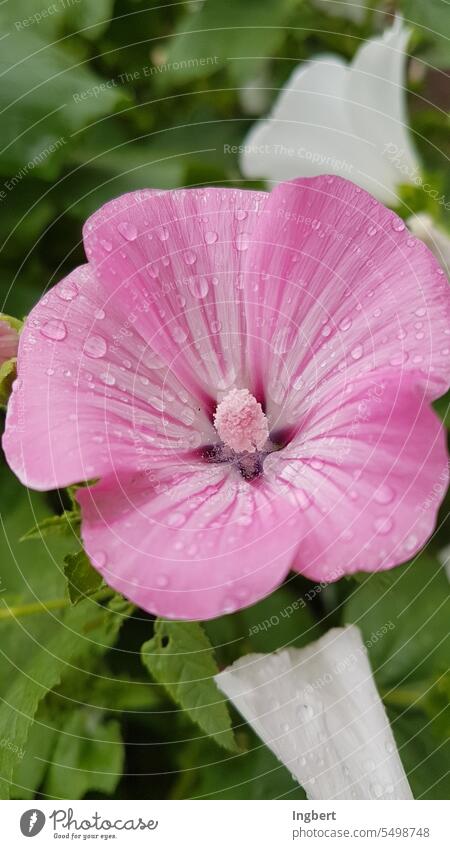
(0, 597), (69, 620)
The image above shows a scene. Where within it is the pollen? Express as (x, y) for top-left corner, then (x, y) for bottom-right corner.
(213, 388), (269, 454)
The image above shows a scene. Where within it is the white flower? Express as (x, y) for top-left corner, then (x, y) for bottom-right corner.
(312, 0), (368, 25)
(240, 17), (420, 205)
(407, 213), (450, 276)
(215, 625), (413, 800)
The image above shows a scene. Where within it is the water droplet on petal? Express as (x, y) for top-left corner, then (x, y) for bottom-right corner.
(171, 326), (188, 344)
(339, 317), (352, 331)
(183, 250), (197, 265)
(57, 282), (78, 301)
(92, 551), (106, 568)
(100, 372), (115, 386)
(374, 516), (393, 535)
(367, 224), (378, 236)
(95, 308), (106, 320)
(156, 226), (169, 241)
(40, 319), (67, 341)
(85, 334), (107, 358)
(235, 209), (247, 221)
(167, 512), (186, 527)
(374, 484), (395, 505)
(117, 221), (138, 241)
(204, 230), (218, 244)
(350, 344), (363, 360)
(405, 533), (418, 552)
(236, 232), (251, 251)
(156, 574), (169, 588)
(100, 239), (113, 252)
(188, 277), (209, 299)
(391, 217), (405, 232)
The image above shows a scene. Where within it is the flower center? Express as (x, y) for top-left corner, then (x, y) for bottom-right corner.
(213, 388), (269, 454)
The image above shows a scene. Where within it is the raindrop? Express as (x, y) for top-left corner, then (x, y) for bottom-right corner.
(183, 250), (197, 265)
(350, 344), (363, 360)
(85, 335), (107, 359)
(156, 574), (169, 588)
(100, 372), (115, 386)
(339, 316), (352, 331)
(171, 326), (188, 344)
(236, 232), (251, 251)
(374, 484), (395, 505)
(188, 277), (209, 299)
(167, 512), (186, 527)
(367, 224), (378, 236)
(117, 221), (138, 241)
(157, 226), (169, 241)
(391, 217), (405, 232)
(204, 230), (218, 244)
(373, 516), (393, 536)
(404, 534), (418, 552)
(93, 551), (106, 568)
(57, 282), (78, 301)
(40, 319), (67, 341)
(95, 308), (106, 320)
(211, 320), (222, 333)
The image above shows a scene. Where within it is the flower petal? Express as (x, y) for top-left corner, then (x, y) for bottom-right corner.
(83, 187), (267, 406)
(77, 464), (300, 620)
(0, 316), (19, 365)
(215, 625), (413, 799)
(265, 369), (448, 581)
(240, 17), (419, 204)
(242, 175), (450, 426)
(2, 265), (213, 490)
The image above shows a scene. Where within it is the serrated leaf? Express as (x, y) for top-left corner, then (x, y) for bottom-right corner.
(20, 510), (80, 542)
(43, 709), (124, 800)
(63, 550), (103, 605)
(0, 596), (127, 799)
(141, 620), (239, 753)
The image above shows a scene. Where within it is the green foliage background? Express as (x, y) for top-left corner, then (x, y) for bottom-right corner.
(0, 0), (449, 800)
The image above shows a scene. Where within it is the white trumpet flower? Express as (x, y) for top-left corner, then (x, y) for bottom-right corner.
(215, 625), (413, 800)
(240, 17), (420, 205)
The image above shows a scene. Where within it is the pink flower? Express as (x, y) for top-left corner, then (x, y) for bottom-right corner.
(0, 316), (19, 366)
(3, 176), (450, 620)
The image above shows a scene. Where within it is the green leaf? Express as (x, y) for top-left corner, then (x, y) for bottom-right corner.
(0, 1), (115, 41)
(63, 550), (103, 605)
(163, 0), (297, 85)
(388, 706), (450, 800)
(403, 0), (450, 67)
(0, 28), (124, 178)
(141, 619), (239, 753)
(20, 510), (80, 542)
(0, 359), (16, 407)
(344, 555), (449, 688)
(344, 554), (450, 799)
(10, 704), (59, 800)
(173, 731), (306, 800)
(0, 595), (127, 799)
(43, 709), (124, 799)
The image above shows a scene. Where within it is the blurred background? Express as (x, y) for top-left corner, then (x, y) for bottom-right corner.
(0, 0), (449, 801)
